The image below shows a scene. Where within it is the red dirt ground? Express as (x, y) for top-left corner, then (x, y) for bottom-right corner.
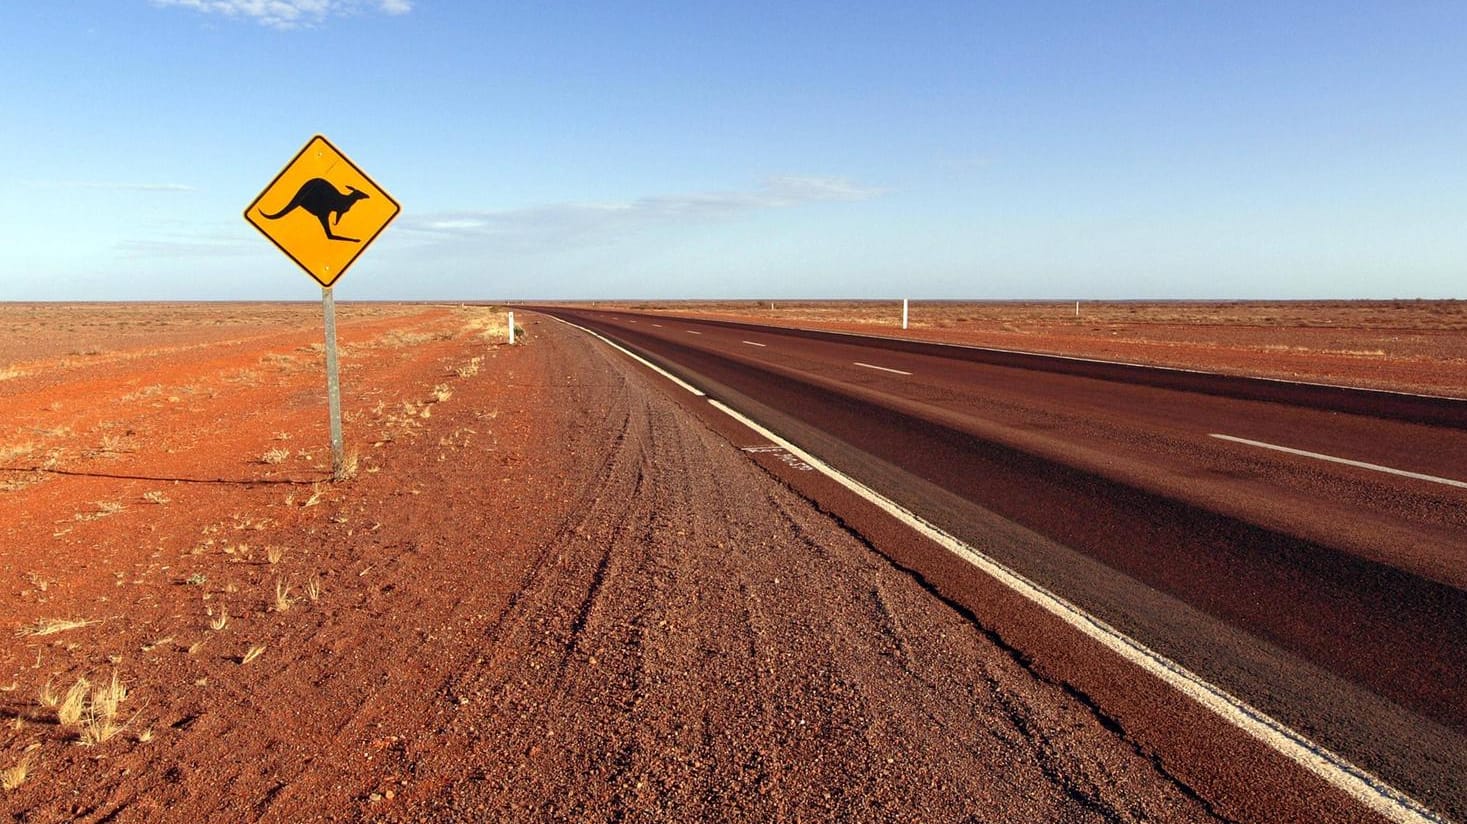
(0, 303), (1241, 822)
(598, 300), (1467, 397)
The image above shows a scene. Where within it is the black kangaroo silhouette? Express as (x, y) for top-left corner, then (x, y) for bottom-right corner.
(259, 178), (369, 242)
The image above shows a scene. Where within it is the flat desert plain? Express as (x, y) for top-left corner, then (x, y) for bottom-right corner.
(605, 300), (1467, 397)
(0, 300), (1454, 822)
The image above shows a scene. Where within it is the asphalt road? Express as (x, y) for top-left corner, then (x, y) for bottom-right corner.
(533, 307), (1467, 823)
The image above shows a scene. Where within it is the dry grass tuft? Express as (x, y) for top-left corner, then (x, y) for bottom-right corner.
(430, 384), (453, 403)
(142, 490), (171, 505)
(15, 617), (98, 638)
(266, 545), (284, 565)
(0, 365), (23, 382)
(273, 578), (293, 612)
(303, 483), (327, 507)
(1, 757), (28, 791)
(91, 671), (127, 719)
(74, 500), (125, 521)
(241, 644), (266, 665)
(210, 605), (229, 632)
(97, 434), (133, 455)
(80, 701), (125, 746)
(38, 680), (59, 709)
(453, 357), (482, 378)
(57, 678), (90, 726)
(336, 448), (360, 481)
(259, 447), (290, 465)
(305, 574), (322, 602)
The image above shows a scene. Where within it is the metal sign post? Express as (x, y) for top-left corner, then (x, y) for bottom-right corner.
(322, 286), (345, 478)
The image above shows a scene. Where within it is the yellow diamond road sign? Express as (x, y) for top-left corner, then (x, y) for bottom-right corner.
(245, 135), (399, 288)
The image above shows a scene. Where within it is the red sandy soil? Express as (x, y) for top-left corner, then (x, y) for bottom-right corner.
(598, 300), (1467, 398)
(0, 304), (1227, 822)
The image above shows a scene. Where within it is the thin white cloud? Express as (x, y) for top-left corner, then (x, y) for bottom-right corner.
(151, 0), (412, 29)
(28, 181), (197, 192)
(124, 176), (882, 261)
(119, 225), (261, 258)
(400, 176), (885, 248)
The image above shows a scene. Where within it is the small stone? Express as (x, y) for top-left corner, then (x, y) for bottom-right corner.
(385, 790), (395, 800)
(369, 793), (382, 803)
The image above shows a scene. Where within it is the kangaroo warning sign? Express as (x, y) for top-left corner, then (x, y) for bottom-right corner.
(245, 135), (399, 287)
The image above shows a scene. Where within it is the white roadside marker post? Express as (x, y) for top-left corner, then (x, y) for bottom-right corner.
(902, 298), (909, 330)
(321, 286), (345, 479)
(508, 311), (516, 345)
(1075, 300), (1080, 318)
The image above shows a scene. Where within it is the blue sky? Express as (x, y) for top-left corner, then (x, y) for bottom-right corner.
(2, 1), (1464, 301)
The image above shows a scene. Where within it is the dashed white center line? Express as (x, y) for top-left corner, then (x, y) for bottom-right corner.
(1210, 433), (1467, 490)
(651, 324), (663, 328)
(686, 330), (701, 335)
(853, 361), (912, 376)
(742, 340), (767, 347)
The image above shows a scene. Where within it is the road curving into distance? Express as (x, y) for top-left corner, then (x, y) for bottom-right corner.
(530, 306), (1467, 824)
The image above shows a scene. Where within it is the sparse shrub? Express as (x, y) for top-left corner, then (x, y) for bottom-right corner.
(259, 447), (290, 465)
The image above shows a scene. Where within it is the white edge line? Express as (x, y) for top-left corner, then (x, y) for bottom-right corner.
(547, 316), (706, 397)
(742, 340), (767, 347)
(1211, 434), (1467, 490)
(562, 311), (1447, 824)
(708, 402), (1445, 824)
(686, 330), (702, 335)
(853, 361), (913, 376)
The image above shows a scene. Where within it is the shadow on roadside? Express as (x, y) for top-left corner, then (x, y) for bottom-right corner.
(0, 466), (324, 486)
